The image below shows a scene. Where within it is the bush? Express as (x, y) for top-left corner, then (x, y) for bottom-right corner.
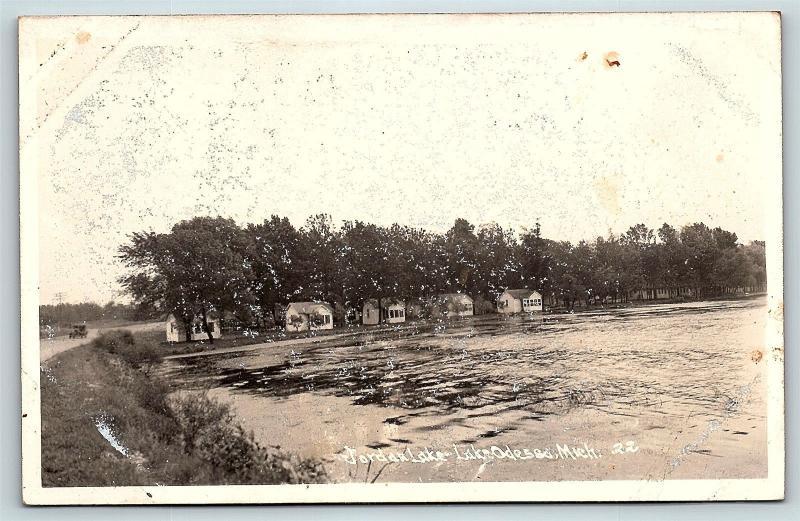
(473, 295), (496, 315)
(93, 330), (163, 367)
(93, 329), (135, 352)
(170, 393), (327, 484)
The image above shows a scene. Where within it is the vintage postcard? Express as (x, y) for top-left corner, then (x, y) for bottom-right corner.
(19, 13), (784, 504)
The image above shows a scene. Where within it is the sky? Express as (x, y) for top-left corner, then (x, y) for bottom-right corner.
(20, 13), (782, 304)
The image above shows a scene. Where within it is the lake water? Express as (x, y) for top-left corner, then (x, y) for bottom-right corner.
(162, 297), (770, 483)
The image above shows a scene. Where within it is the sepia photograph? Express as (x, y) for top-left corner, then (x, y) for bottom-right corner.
(19, 12), (784, 504)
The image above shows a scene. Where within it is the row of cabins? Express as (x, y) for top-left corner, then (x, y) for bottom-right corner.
(166, 288), (544, 340)
(285, 289), (543, 332)
(164, 285), (707, 341)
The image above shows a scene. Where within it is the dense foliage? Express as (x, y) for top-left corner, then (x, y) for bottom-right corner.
(118, 215), (767, 324)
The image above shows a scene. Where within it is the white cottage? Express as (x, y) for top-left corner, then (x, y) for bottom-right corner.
(166, 313), (222, 343)
(362, 298), (406, 325)
(497, 289), (543, 313)
(383, 298), (406, 324)
(285, 302), (334, 332)
(434, 293), (474, 317)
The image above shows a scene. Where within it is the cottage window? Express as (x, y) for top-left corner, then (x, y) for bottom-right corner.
(208, 322), (215, 333)
(400, 309), (405, 317)
(170, 323), (176, 333)
(194, 323), (202, 334)
(324, 314), (331, 324)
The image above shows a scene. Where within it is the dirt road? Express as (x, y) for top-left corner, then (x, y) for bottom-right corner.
(40, 322), (163, 362)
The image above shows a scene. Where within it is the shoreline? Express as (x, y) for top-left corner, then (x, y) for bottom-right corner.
(162, 293), (767, 361)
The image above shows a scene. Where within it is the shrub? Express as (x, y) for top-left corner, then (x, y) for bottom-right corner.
(93, 330), (163, 367)
(93, 330), (135, 353)
(169, 393), (327, 484)
(473, 295), (496, 315)
(124, 339), (163, 367)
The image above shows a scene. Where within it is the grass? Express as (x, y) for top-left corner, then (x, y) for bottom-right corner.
(40, 331), (327, 487)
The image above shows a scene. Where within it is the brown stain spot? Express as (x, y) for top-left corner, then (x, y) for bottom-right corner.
(604, 51), (621, 68)
(751, 350), (763, 364)
(772, 301), (784, 321)
(594, 176), (621, 216)
(76, 31), (91, 44)
(716, 153), (724, 163)
(579, 51), (588, 61)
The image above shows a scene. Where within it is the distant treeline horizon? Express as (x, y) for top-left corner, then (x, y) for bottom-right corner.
(108, 214), (766, 330)
(39, 301), (158, 327)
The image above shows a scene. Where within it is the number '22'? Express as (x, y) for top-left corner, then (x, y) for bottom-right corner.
(611, 441), (639, 455)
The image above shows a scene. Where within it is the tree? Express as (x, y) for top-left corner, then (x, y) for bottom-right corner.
(657, 223), (685, 297)
(118, 216), (255, 343)
(301, 214), (343, 304)
(518, 222), (552, 298)
(444, 218), (479, 294)
(680, 223), (719, 298)
(339, 220), (389, 306)
(593, 235), (622, 303)
(475, 223), (520, 298)
(245, 216), (306, 325)
(620, 224), (656, 297)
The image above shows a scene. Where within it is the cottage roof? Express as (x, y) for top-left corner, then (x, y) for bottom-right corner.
(503, 289), (540, 299)
(363, 297), (405, 308)
(437, 293), (474, 304)
(287, 301), (334, 314)
(167, 311), (221, 322)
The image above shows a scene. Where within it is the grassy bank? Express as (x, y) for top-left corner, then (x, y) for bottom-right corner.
(41, 331), (327, 487)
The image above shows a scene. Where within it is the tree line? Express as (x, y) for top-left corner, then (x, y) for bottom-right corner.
(117, 215), (766, 340)
(39, 301), (157, 327)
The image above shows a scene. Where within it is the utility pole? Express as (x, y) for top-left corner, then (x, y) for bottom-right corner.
(53, 292), (65, 324)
